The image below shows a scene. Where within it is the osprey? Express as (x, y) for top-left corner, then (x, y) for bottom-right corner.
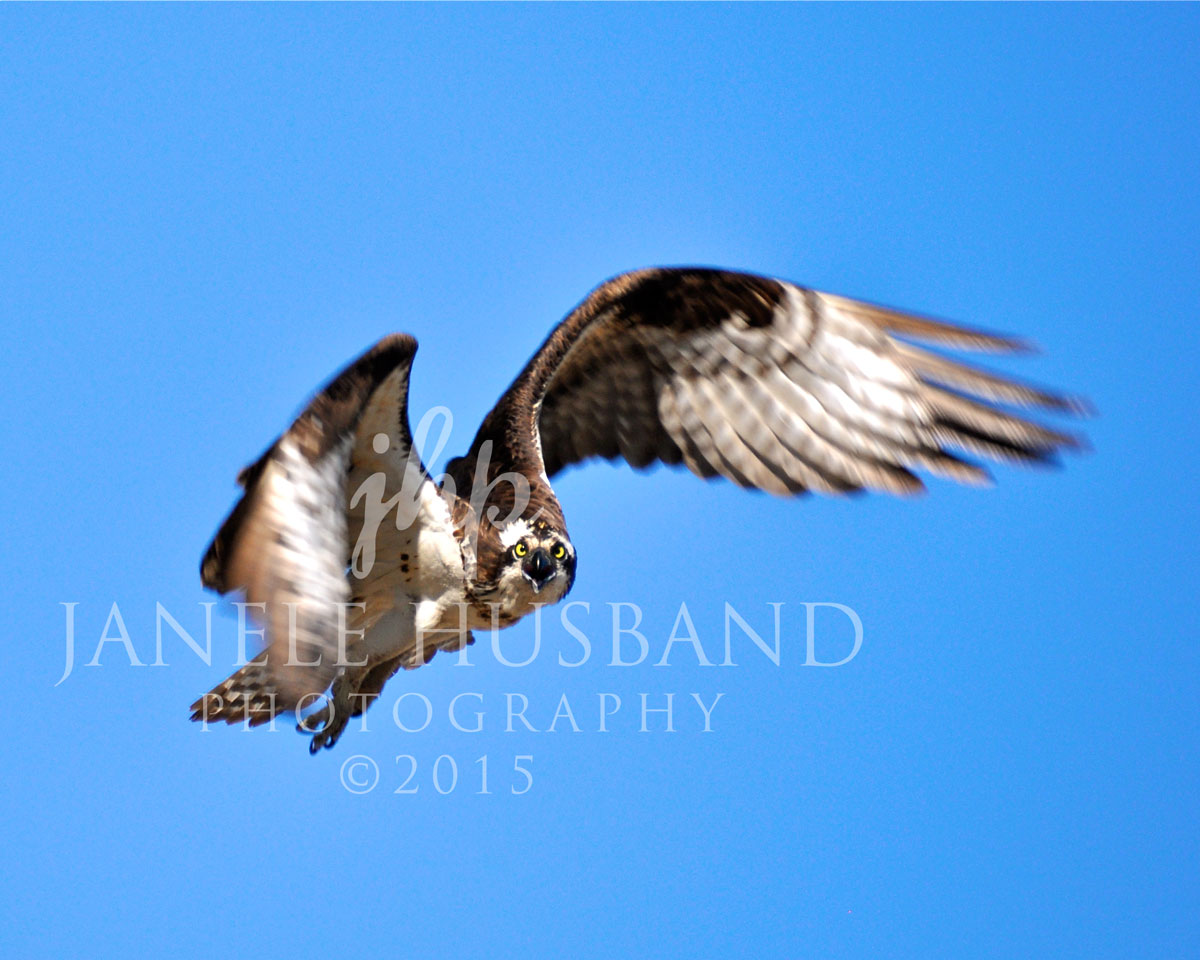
(191, 267), (1085, 752)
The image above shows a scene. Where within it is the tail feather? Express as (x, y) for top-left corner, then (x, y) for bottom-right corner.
(190, 655), (291, 727)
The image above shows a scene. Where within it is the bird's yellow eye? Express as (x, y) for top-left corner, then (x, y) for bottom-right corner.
(552, 543), (566, 560)
(513, 542), (528, 558)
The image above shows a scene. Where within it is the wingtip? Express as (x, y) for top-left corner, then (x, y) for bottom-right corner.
(376, 331), (419, 354)
(1061, 394), (1096, 418)
(1003, 337), (1040, 356)
(1025, 385), (1095, 418)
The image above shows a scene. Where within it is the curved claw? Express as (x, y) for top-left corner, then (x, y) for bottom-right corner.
(300, 707), (349, 754)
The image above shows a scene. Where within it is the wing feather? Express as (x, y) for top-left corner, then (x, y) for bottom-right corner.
(470, 267), (1086, 499)
(198, 334), (425, 709)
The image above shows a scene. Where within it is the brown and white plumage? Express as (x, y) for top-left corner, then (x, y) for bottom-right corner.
(192, 267), (1086, 752)
(484, 268), (1084, 495)
(192, 335), (477, 745)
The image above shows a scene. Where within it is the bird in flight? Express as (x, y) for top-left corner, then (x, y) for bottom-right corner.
(191, 267), (1086, 752)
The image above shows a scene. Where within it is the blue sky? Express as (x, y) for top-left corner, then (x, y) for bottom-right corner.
(2, 5), (1197, 958)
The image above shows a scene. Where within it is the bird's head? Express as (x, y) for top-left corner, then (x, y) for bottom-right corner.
(495, 515), (576, 605)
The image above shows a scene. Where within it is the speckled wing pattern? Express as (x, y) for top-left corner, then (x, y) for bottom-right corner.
(521, 268), (1085, 495)
(192, 334), (423, 719)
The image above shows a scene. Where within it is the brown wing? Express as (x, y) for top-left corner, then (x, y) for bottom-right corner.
(468, 267), (1087, 497)
(198, 333), (424, 710)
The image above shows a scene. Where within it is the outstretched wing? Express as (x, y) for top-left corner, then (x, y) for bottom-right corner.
(197, 334), (426, 710)
(470, 267), (1086, 496)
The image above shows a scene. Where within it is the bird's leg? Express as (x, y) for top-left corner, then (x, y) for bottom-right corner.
(299, 668), (360, 753)
(297, 657), (402, 753)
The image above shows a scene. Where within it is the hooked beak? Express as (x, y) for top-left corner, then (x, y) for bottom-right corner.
(522, 547), (555, 593)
